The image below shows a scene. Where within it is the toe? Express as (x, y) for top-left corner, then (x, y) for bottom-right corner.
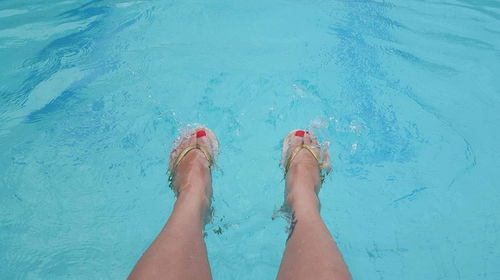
(282, 130), (305, 165)
(204, 128), (219, 158)
(305, 129), (317, 147)
(195, 128), (212, 156)
(195, 128), (208, 145)
(303, 131), (312, 145)
(305, 131), (320, 153)
(291, 130), (305, 148)
(168, 128), (197, 170)
(189, 129), (198, 146)
(282, 130), (306, 167)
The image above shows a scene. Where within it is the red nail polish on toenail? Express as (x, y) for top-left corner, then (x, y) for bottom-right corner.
(295, 130), (305, 137)
(305, 131), (310, 135)
(196, 130), (206, 138)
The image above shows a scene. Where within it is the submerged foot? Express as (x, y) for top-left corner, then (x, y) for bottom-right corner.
(169, 128), (217, 208)
(282, 130), (323, 210)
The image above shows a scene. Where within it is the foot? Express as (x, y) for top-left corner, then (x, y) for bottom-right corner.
(283, 130), (322, 211)
(169, 128), (215, 208)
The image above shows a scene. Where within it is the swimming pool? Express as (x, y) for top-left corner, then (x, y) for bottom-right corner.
(1, 0), (499, 279)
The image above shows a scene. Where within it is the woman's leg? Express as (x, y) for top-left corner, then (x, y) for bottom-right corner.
(129, 135), (213, 280)
(277, 133), (351, 280)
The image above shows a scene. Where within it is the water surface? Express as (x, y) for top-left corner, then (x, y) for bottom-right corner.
(1, 0), (499, 279)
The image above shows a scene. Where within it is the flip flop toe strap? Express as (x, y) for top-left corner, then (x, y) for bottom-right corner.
(168, 144), (213, 181)
(284, 144), (322, 177)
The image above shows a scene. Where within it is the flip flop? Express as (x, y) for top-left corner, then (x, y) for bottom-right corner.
(281, 129), (331, 183)
(167, 126), (219, 185)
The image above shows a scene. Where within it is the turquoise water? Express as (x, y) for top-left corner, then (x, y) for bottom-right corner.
(1, 0), (500, 279)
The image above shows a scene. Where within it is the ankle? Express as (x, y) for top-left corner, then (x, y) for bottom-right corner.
(286, 188), (320, 214)
(176, 185), (211, 211)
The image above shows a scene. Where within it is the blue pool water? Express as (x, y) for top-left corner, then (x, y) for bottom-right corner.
(1, 0), (500, 279)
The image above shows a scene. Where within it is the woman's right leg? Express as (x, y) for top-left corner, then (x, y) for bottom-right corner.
(277, 133), (351, 280)
(128, 129), (214, 280)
